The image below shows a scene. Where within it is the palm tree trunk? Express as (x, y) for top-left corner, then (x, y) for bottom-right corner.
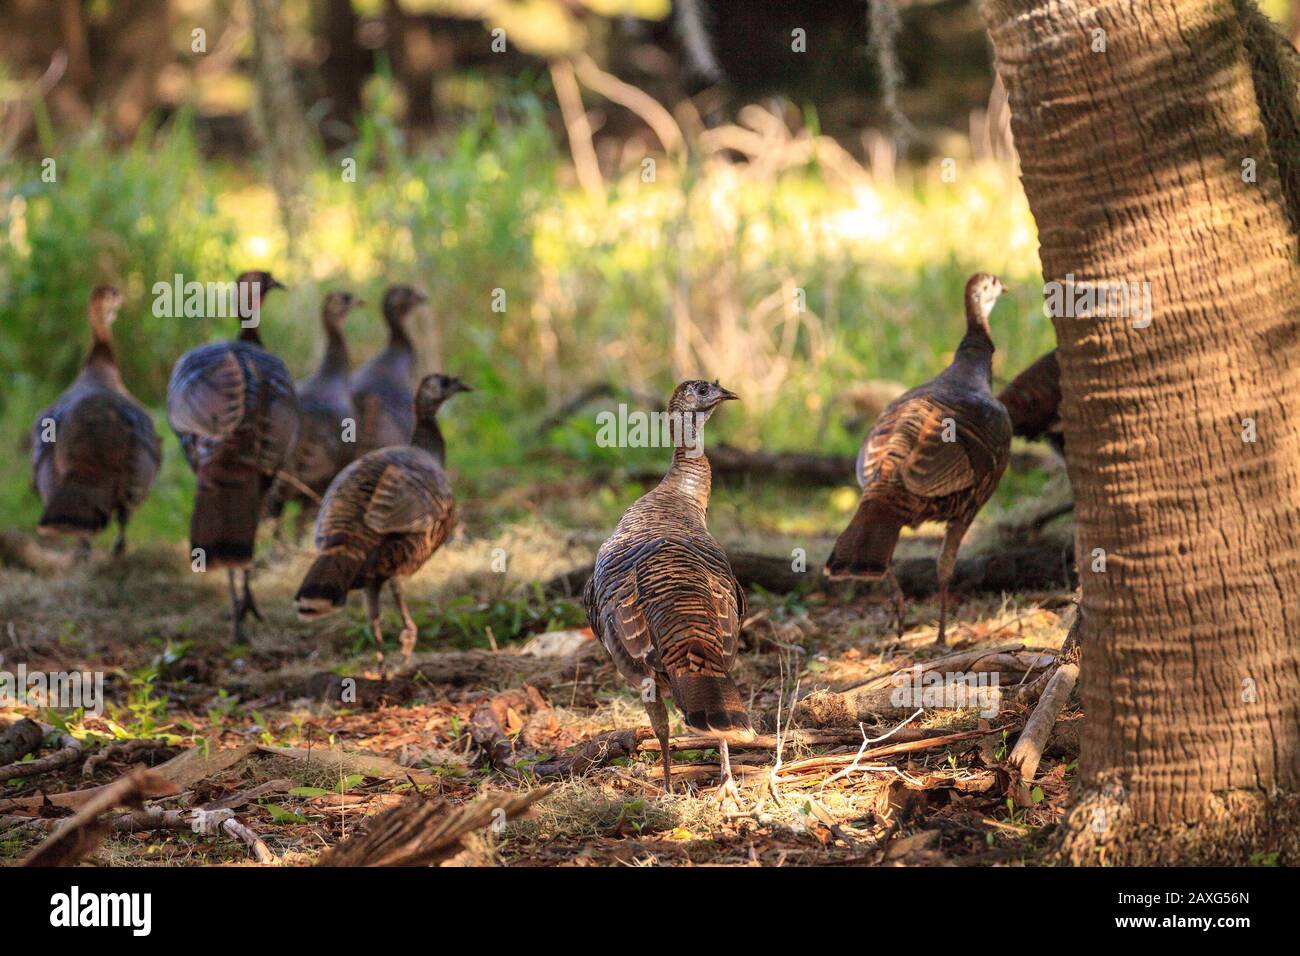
(981, 0), (1300, 862)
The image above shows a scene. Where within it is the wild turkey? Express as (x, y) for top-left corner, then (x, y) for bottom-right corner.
(31, 286), (161, 556)
(583, 380), (753, 794)
(294, 373), (470, 670)
(825, 273), (1012, 646)
(998, 350), (1073, 530)
(167, 271), (299, 641)
(351, 285), (426, 455)
(266, 291), (362, 542)
(998, 349), (1063, 456)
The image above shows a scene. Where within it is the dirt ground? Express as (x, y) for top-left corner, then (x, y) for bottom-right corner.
(0, 475), (1079, 867)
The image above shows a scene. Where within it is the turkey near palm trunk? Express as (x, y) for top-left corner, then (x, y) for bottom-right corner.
(266, 290), (363, 542)
(825, 273), (1012, 646)
(294, 373), (470, 671)
(31, 285), (161, 557)
(351, 285), (426, 455)
(584, 380), (754, 795)
(998, 349), (1063, 456)
(998, 348), (1073, 531)
(166, 270), (299, 642)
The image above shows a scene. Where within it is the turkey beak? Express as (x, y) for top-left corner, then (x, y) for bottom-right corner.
(716, 386), (739, 403)
(414, 290), (430, 305)
(452, 380), (473, 394)
(265, 277), (285, 292)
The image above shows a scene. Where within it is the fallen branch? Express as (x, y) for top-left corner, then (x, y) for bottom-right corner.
(1007, 660), (1080, 807)
(317, 787), (553, 867)
(572, 52), (685, 158)
(273, 469), (323, 505)
(0, 742), (256, 813)
(529, 726), (972, 780)
(777, 726), (1010, 778)
(221, 816), (276, 864)
(846, 643), (1051, 694)
(22, 768), (179, 867)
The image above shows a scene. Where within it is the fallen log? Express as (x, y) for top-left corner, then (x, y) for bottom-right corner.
(724, 542), (1077, 598)
(703, 444), (855, 487)
(546, 538), (1076, 600)
(795, 645), (1056, 727)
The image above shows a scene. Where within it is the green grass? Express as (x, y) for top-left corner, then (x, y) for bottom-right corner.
(0, 96), (1052, 544)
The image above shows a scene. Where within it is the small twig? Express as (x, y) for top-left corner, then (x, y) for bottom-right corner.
(779, 726), (1012, 777)
(221, 816), (277, 864)
(274, 469), (322, 504)
(818, 708), (923, 792)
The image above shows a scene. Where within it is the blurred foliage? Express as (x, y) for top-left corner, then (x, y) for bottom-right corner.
(0, 88), (1054, 544)
(0, 117), (240, 409)
(397, 0), (671, 56)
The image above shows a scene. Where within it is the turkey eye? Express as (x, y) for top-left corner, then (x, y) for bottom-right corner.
(695, 384), (707, 395)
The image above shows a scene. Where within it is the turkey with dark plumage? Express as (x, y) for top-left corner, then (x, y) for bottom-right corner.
(32, 285), (161, 557)
(295, 373), (470, 671)
(167, 270), (298, 641)
(584, 380), (753, 794)
(826, 273), (1012, 646)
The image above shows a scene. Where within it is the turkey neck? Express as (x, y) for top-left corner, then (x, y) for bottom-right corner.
(83, 328), (122, 389)
(384, 310), (414, 355)
(657, 422), (713, 517)
(412, 414), (446, 466)
(318, 321), (349, 380)
(237, 292), (270, 345)
(954, 299), (995, 387)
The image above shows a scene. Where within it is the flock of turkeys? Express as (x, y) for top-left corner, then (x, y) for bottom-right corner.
(30, 270), (1063, 794)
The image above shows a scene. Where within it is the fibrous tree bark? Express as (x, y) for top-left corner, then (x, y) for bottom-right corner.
(981, 0), (1300, 862)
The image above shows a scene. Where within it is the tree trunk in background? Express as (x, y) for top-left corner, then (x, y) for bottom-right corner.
(981, 0), (1300, 862)
(320, 0), (370, 147)
(248, 0), (312, 270)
